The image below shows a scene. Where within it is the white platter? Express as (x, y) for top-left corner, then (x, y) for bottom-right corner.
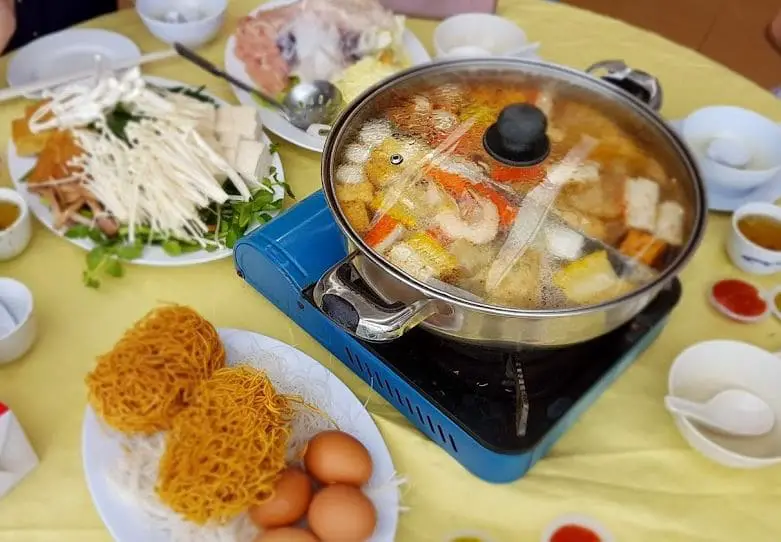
(82, 328), (399, 542)
(6, 76), (285, 267)
(7, 29), (141, 95)
(223, 0), (432, 153)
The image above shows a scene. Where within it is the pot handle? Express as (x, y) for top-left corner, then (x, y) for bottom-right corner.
(585, 60), (663, 111)
(312, 252), (438, 342)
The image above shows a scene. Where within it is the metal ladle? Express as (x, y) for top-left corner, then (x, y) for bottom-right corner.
(173, 42), (343, 135)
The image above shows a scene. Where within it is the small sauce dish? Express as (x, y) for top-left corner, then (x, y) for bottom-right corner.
(433, 14), (538, 60)
(681, 106), (781, 195)
(541, 514), (614, 542)
(727, 202), (781, 276)
(0, 188), (32, 262)
(709, 278), (771, 323)
(0, 278), (36, 365)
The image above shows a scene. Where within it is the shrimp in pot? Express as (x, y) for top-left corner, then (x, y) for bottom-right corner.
(434, 191), (499, 245)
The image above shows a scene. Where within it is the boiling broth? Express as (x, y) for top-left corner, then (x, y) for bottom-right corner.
(737, 214), (781, 251)
(334, 78), (692, 310)
(0, 201), (20, 231)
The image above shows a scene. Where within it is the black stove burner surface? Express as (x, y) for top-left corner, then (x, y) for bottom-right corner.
(304, 281), (681, 453)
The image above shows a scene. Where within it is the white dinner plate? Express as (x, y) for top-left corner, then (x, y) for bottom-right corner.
(7, 29), (141, 95)
(669, 118), (781, 212)
(82, 328), (399, 542)
(6, 76), (285, 267)
(223, 0), (432, 153)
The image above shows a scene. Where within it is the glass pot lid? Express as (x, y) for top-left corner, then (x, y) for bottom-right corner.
(325, 58), (704, 312)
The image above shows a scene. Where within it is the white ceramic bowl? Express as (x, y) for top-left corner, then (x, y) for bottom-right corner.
(433, 14), (533, 60)
(727, 202), (781, 276)
(681, 106), (781, 195)
(0, 188), (32, 262)
(668, 340), (781, 469)
(0, 278), (36, 365)
(136, 0), (227, 49)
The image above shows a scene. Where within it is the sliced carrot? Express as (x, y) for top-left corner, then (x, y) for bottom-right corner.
(618, 229), (667, 267)
(364, 214), (401, 248)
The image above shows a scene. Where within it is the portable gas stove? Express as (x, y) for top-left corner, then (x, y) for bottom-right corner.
(235, 191), (682, 483)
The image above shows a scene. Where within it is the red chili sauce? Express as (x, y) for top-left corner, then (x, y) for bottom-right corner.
(711, 279), (767, 318)
(550, 524), (602, 542)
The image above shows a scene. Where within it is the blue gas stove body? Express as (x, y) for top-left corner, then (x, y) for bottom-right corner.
(234, 190), (680, 483)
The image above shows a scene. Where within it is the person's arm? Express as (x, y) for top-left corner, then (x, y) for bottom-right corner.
(0, 0), (15, 53)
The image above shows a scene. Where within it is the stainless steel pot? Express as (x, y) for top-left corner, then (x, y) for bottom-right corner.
(313, 57), (706, 348)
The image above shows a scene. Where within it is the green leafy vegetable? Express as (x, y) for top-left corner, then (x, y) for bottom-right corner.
(162, 239), (183, 256)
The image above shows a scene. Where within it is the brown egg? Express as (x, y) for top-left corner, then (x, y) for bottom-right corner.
(303, 431), (373, 486)
(307, 484), (377, 542)
(248, 468), (313, 529)
(254, 527), (320, 542)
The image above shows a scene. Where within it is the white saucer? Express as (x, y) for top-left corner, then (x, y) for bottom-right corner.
(669, 118), (781, 212)
(7, 29), (140, 95)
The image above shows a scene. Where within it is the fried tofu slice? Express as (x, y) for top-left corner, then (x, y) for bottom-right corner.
(341, 201), (371, 234)
(335, 181), (374, 204)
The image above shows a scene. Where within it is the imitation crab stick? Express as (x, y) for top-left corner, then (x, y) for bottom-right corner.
(428, 169), (517, 227)
(491, 163), (546, 184)
(363, 214), (406, 253)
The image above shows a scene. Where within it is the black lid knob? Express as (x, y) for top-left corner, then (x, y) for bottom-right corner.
(483, 103), (550, 167)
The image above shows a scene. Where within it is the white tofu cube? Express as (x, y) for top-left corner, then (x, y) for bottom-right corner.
(234, 139), (272, 187)
(624, 177), (660, 232)
(215, 105), (262, 141)
(215, 106), (234, 134)
(222, 144), (238, 168)
(232, 112), (261, 141)
(654, 201), (685, 246)
(197, 106), (217, 134)
(218, 131), (241, 152)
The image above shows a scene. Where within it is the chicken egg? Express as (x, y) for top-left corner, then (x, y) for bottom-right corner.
(254, 526), (320, 542)
(248, 467), (313, 529)
(307, 484), (377, 542)
(304, 430), (373, 486)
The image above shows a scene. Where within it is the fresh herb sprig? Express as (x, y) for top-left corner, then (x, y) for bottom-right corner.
(65, 225), (144, 288)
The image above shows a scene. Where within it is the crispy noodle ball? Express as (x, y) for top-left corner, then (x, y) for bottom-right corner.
(85, 305), (225, 435)
(156, 366), (294, 525)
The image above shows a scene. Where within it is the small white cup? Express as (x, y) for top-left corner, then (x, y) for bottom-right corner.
(0, 278), (36, 365)
(0, 188), (32, 262)
(433, 14), (532, 59)
(727, 202), (781, 275)
(136, 0), (227, 48)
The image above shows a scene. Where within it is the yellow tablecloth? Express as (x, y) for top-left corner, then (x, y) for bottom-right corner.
(1, 1), (781, 541)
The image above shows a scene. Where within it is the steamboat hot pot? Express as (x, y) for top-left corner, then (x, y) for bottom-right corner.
(313, 58), (706, 348)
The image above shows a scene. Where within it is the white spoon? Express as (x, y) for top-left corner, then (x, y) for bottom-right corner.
(664, 390), (775, 437)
